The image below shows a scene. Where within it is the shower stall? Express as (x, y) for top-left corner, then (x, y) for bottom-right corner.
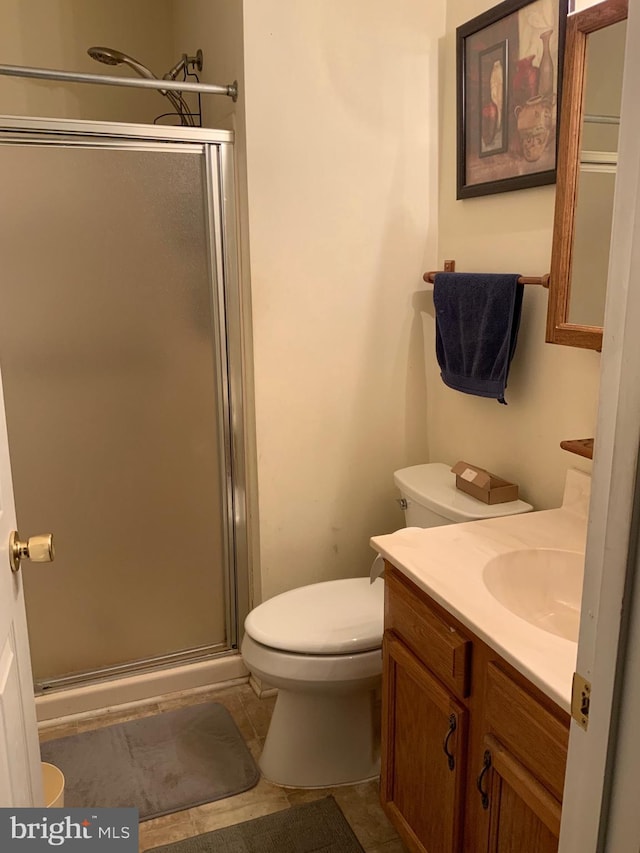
(0, 116), (249, 697)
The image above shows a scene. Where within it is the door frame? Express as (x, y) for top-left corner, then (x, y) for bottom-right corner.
(0, 114), (252, 684)
(558, 2), (640, 849)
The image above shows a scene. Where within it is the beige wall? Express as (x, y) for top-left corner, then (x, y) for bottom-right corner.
(0, 0), (174, 124)
(429, 0), (601, 512)
(243, 0), (445, 600)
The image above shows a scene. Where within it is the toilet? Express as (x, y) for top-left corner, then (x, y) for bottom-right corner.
(241, 462), (532, 788)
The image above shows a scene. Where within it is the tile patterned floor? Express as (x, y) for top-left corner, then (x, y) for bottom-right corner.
(38, 682), (407, 853)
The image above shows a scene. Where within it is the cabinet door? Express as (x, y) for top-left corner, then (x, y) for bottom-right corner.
(381, 632), (467, 853)
(475, 735), (561, 853)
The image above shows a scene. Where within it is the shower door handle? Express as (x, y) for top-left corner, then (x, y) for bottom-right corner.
(9, 531), (55, 574)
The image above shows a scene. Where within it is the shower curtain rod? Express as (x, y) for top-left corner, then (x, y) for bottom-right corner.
(0, 63), (238, 101)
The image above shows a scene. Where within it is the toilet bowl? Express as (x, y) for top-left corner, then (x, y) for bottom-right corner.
(241, 577), (384, 788)
(241, 463), (533, 788)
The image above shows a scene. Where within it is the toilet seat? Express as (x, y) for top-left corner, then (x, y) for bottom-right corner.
(244, 577), (384, 655)
(241, 634), (382, 689)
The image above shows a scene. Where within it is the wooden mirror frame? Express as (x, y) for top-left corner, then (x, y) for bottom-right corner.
(546, 0), (627, 351)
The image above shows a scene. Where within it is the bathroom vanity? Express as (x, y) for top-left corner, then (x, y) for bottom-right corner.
(381, 564), (569, 853)
(372, 469), (589, 853)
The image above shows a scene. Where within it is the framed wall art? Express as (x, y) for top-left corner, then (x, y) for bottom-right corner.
(457, 0), (568, 198)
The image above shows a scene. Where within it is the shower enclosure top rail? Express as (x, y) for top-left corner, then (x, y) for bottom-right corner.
(0, 63), (238, 101)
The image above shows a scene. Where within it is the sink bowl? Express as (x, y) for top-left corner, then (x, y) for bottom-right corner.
(482, 548), (584, 642)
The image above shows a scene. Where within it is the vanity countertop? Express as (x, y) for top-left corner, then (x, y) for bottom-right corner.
(370, 469), (590, 713)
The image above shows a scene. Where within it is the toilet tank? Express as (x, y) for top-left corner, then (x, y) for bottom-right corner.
(394, 463), (533, 527)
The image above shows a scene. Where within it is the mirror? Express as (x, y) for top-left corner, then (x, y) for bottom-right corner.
(546, 0), (627, 350)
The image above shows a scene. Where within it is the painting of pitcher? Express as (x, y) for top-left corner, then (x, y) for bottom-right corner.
(456, 0), (568, 198)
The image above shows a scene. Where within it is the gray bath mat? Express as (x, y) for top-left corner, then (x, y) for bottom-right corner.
(148, 796), (365, 852)
(40, 702), (259, 821)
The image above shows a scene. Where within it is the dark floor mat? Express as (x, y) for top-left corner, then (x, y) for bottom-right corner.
(147, 796), (365, 852)
(40, 702), (260, 821)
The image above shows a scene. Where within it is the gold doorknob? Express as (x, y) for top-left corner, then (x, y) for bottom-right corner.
(9, 531), (55, 574)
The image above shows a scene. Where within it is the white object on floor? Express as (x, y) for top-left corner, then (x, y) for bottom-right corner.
(42, 762), (65, 808)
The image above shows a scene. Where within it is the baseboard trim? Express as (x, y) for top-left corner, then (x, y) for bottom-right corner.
(36, 654), (249, 723)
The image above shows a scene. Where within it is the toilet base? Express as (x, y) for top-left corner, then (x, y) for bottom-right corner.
(259, 685), (380, 788)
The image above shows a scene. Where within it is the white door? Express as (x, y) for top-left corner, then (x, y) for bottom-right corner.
(559, 1), (640, 849)
(0, 365), (43, 806)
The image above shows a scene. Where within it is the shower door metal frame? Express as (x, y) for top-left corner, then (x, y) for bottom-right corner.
(0, 115), (250, 687)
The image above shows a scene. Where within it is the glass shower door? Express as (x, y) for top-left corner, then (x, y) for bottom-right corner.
(0, 139), (235, 684)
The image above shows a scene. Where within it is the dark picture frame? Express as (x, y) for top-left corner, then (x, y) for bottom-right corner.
(457, 0), (568, 198)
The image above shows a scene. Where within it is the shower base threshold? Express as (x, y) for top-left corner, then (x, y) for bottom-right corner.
(35, 652), (248, 722)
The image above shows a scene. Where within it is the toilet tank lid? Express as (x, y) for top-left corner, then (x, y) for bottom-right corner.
(244, 578), (384, 654)
(393, 462), (533, 521)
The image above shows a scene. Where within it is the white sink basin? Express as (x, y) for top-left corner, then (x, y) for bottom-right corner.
(482, 548), (585, 642)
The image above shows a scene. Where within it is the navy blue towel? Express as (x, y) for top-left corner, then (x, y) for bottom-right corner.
(433, 272), (524, 404)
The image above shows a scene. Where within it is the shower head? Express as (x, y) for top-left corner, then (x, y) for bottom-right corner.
(87, 45), (198, 127)
(87, 46), (122, 66)
(87, 46), (156, 80)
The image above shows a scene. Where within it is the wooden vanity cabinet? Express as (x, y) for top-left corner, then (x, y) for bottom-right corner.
(382, 633), (468, 852)
(480, 734), (561, 853)
(381, 565), (570, 853)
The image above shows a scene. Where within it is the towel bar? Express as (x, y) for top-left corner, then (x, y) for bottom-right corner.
(423, 261), (550, 288)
